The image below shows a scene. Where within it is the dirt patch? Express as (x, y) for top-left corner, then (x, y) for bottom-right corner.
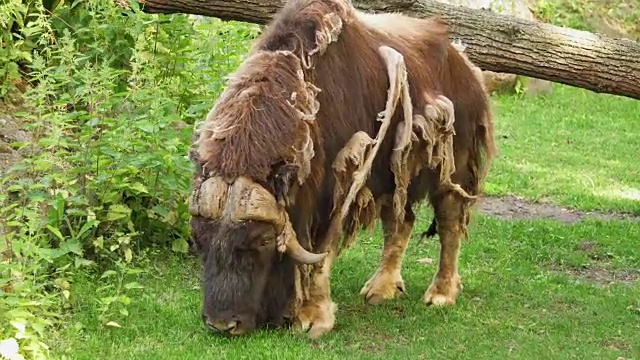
(1, 106), (39, 242)
(604, 337), (632, 353)
(477, 195), (639, 223)
(553, 265), (640, 286)
(549, 241), (639, 286)
(0, 110), (33, 175)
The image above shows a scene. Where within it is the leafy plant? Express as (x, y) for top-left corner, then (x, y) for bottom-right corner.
(1, 0), (258, 358)
(531, 0), (639, 39)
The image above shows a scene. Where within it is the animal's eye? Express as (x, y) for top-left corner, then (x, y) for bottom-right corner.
(247, 222), (276, 247)
(260, 238), (272, 247)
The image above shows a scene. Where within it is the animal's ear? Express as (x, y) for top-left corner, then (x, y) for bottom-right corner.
(188, 218), (206, 254)
(188, 236), (200, 254)
(300, 19), (319, 50)
(271, 163), (300, 207)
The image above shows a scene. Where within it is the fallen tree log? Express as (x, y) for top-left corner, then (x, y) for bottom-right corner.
(131, 0), (640, 100)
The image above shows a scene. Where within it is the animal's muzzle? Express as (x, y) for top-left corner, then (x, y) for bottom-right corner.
(203, 315), (245, 335)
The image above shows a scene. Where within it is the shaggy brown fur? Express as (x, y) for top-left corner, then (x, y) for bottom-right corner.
(190, 0), (496, 338)
(196, 50), (319, 184)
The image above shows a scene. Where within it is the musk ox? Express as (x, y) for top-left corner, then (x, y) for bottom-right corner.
(188, 0), (496, 338)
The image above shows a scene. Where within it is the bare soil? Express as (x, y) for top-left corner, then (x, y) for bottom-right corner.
(564, 266), (640, 285)
(550, 261), (640, 286)
(478, 195), (639, 285)
(477, 195), (639, 223)
(0, 110), (32, 175)
(548, 241), (640, 286)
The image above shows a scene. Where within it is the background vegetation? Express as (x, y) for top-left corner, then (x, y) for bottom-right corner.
(531, 0), (639, 38)
(0, 0), (638, 359)
(1, 1), (259, 358)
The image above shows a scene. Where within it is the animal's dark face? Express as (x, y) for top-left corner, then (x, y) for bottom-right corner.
(188, 175), (326, 336)
(191, 217), (295, 335)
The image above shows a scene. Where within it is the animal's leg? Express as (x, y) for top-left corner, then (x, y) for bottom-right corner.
(423, 190), (470, 306)
(360, 205), (414, 304)
(293, 251), (337, 339)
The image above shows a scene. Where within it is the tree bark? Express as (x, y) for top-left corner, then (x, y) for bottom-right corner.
(132, 0), (640, 100)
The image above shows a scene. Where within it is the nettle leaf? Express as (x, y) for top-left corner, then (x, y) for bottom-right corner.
(151, 204), (169, 218)
(124, 248), (133, 263)
(27, 190), (48, 202)
(74, 257), (94, 268)
(129, 0), (140, 12)
(99, 146), (121, 159)
(124, 282), (144, 290)
(46, 225), (66, 241)
(38, 247), (67, 262)
(100, 270), (118, 279)
(6, 184), (23, 192)
(164, 211), (178, 226)
(135, 120), (156, 133)
(77, 220), (100, 239)
(100, 296), (119, 305)
(126, 268), (144, 275)
(106, 204), (131, 221)
(6, 309), (33, 319)
(31, 321), (47, 336)
(93, 236), (104, 249)
(128, 182), (148, 194)
(61, 240), (83, 256)
(171, 239), (189, 253)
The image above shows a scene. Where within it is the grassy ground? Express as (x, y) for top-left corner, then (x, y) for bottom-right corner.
(51, 84), (640, 359)
(487, 85), (640, 214)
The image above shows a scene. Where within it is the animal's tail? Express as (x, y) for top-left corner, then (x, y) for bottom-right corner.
(420, 217), (438, 239)
(464, 69), (496, 201)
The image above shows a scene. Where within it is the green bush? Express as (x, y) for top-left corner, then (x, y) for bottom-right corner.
(0, 1), (258, 358)
(531, 0), (639, 40)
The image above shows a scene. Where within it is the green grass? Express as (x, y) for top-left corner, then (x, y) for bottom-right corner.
(50, 84), (640, 359)
(487, 85), (640, 214)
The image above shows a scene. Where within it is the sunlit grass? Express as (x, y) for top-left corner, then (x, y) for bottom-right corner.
(486, 85), (640, 214)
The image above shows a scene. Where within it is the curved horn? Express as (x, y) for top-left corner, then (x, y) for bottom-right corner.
(222, 176), (327, 264)
(286, 237), (328, 265)
(277, 213), (327, 265)
(189, 176), (228, 218)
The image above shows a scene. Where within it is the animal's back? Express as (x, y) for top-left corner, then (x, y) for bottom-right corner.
(351, 11), (495, 199)
(309, 10), (491, 199)
(250, 0), (494, 231)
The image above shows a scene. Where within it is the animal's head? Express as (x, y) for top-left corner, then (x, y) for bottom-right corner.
(188, 173), (327, 335)
(188, 49), (325, 336)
